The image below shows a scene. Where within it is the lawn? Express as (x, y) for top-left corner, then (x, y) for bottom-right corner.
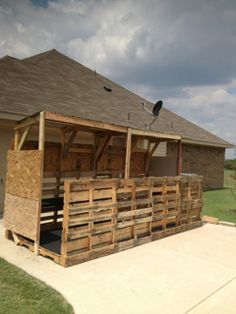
(202, 169), (236, 223)
(0, 257), (74, 314)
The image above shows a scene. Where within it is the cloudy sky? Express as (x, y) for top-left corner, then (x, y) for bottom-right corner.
(0, 0), (235, 158)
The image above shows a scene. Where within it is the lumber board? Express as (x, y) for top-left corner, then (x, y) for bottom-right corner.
(45, 111), (127, 133)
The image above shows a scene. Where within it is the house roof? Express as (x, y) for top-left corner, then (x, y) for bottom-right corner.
(0, 49), (231, 148)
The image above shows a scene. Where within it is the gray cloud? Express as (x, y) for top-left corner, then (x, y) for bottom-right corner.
(0, 0), (235, 157)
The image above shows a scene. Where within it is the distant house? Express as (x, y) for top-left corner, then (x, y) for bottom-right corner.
(0, 49), (231, 214)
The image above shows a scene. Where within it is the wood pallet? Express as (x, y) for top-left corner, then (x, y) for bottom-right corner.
(60, 176), (202, 266)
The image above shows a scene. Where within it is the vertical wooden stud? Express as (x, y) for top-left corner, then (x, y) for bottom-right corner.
(149, 179), (153, 235)
(125, 128), (132, 179)
(111, 182), (117, 244)
(88, 185), (94, 250)
(131, 180), (136, 240)
(175, 179), (180, 226)
(34, 111), (45, 255)
(162, 177), (167, 230)
(60, 180), (70, 266)
(14, 130), (19, 150)
(177, 140), (182, 175)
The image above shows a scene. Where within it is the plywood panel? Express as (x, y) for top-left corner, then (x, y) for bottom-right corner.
(6, 150), (42, 200)
(4, 193), (39, 240)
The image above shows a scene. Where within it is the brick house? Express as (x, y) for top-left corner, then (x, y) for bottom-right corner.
(0, 49), (231, 215)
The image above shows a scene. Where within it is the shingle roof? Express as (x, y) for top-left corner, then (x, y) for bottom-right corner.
(0, 49), (231, 147)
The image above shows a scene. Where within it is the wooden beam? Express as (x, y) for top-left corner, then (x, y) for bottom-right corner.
(131, 128), (181, 141)
(177, 140), (182, 175)
(62, 129), (78, 159)
(125, 128), (132, 179)
(45, 111), (127, 134)
(17, 126), (31, 150)
(35, 111), (45, 255)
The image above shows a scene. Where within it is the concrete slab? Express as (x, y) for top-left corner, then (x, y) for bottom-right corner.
(0, 220), (236, 314)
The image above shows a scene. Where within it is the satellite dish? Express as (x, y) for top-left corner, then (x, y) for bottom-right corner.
(140, 100), (163, 130)
(152, 100), (163, 116)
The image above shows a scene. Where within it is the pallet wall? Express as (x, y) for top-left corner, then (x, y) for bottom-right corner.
(61, 176), (202, 266)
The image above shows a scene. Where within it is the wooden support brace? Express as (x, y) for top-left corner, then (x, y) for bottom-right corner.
(17, 126), (32, 150)
(145, 140), (160, 173)
(130, 136), (140, 155)
(150, 140), (160, 156)
(62, 129), (78, 158)
(95, 134), (111, 164)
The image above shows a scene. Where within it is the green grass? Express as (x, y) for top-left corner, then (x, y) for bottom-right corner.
(202, 188), (236, 223)
(202, 169), (236, 223)
(224, 169), (236, 189)
(0, 257), (74, 314)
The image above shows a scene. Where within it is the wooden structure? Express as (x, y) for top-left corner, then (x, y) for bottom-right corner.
(3, 111), (202, 267)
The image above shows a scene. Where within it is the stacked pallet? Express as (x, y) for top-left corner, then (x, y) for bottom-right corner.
(61, 176), (202, 266)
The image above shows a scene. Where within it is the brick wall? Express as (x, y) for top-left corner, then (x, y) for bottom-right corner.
(167, 143), (225, 190)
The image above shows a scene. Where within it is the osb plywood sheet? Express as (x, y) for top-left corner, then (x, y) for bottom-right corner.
(4, 193), (39, 240)
(6, 150), (42, 200)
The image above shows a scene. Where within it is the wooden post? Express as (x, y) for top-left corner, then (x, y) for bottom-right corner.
(39, 112), (45, 150)
(177, 140), (182, 175)
(34, 111), (45, 255)
(125, 128), (132, 179)
(14, 130), (19, 150)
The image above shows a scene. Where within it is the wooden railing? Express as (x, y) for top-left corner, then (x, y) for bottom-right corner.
(60, 176), (202, 266)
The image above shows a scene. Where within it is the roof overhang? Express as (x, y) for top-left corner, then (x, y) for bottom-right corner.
(131, 128), (181, 141)
(182, 137), (233, 149)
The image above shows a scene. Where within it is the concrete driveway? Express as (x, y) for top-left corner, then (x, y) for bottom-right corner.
(0, 220), (235, 314)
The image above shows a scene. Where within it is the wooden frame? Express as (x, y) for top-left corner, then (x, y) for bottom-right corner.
(4, 110), (201, 267)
